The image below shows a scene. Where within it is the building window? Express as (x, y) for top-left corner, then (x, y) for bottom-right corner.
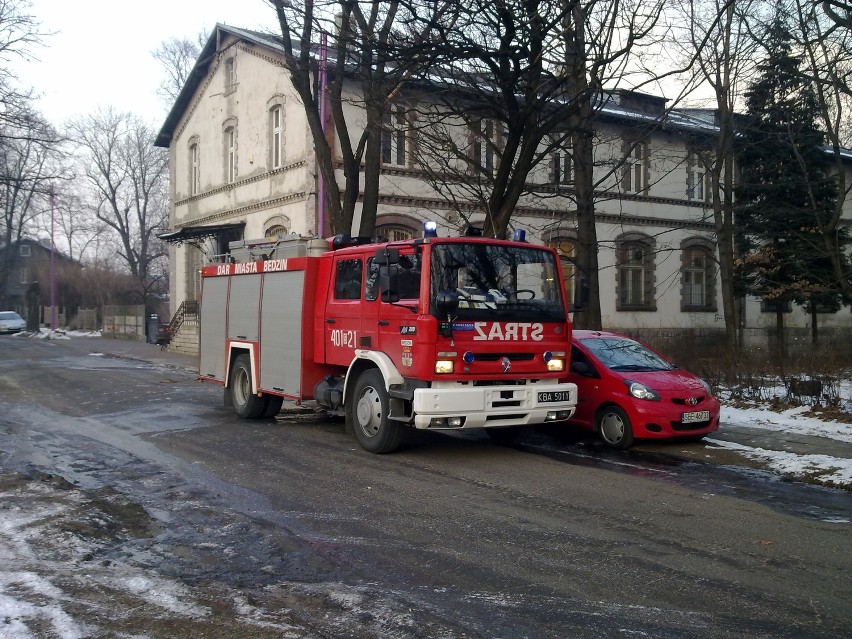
(19, 267), (28, 284)
(547, 238), (575, 306)
(760, 299), (792, 313)
(687, 150), (711, 202)
(376, 225), (415, 242)
(189, 142), (200, 196)
(270, 105), (284, 168)
(224, 57), (236, 93)
(681, 242), (716, 311)
(552, 141), (572, 186)
(381, 105), (407, 167)
(224, 126), (236, 184)
(265, 224), (288, 239)
(19, 244), (30, 257)
(470, 119), (501, 176)
(616, 235), (655, 310)
(623, 139), (648, 194)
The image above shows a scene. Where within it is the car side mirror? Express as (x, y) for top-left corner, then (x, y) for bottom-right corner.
(570, 360), (596, 377)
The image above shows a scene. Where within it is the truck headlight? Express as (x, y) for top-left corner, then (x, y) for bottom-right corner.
(543, 351), (565, 372)
(435, 360), (454, 374)
(546, 358), (564, 372)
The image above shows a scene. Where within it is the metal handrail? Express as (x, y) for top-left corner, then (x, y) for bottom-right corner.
(167, 300), (199, 337)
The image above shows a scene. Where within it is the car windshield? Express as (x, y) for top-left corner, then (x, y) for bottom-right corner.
(430, 242), (566, 321)
(580, 337), (677, 372)
(0, 312), (22, 320)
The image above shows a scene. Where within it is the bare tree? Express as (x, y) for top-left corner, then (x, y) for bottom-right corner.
(669, 0), (762, 350)
(270, 0), (449, 236)
(65, 109), (170, 305)
(820, 0), (852, 31)
(0, 114), (62, 306)
(0, 0), (50, 136)
(407, 0), (668, 329)
(789, 0), (852, 301)
(152, 30), (209, 106)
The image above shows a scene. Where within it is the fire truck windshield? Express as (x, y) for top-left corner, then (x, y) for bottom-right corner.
(430, 243), (566, 321)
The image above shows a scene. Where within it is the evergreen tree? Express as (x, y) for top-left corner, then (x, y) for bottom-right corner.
(734, 16), (844, 352)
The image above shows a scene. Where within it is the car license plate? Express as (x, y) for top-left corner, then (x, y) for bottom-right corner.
(538, 390), (571, 403)
(681, 410), (710, 424)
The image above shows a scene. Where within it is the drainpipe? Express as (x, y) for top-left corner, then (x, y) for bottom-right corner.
(317, 32), (328, 237)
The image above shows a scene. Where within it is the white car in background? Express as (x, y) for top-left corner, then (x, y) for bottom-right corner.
(0, 311), (27, 334)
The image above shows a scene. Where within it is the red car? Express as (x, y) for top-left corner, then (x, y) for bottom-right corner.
(566, 330), (720, 449)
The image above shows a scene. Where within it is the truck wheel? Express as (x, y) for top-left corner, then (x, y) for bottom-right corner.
(349, 369), (403, 454)
(230, 354), (268, 419)
(487, 426), (531, 446)
(597, 405), (634, 449)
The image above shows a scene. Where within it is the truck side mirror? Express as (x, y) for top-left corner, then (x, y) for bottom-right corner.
(436, 290), (459, 315)
(373, 247), (400, 265)
(381, 290), (400, 303)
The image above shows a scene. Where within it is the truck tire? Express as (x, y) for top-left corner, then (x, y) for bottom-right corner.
(349, 369), (403, 454)
(263, 395), (284, 418)
(230, 354), (268, 419)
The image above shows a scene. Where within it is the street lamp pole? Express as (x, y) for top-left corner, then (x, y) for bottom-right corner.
(50, 184), (56, 330)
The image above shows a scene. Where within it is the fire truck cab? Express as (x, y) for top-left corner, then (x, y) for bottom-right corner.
(199, 231), (578, 453)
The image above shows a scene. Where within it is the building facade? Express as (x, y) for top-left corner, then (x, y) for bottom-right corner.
(155, 25), (852, 352)
(0, 238), (84, 325)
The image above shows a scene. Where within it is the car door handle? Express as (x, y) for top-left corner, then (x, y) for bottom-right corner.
(326, 318), (336, 324)
(378, 320), (389, 326)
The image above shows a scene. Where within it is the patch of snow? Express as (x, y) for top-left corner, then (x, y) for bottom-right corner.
(722, 405), (852, 443)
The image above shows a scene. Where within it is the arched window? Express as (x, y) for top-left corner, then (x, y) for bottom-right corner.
(189, 142), (200, 196)
(681, 239), (716, 311)
(547, 237), (576, 306)
(269, 102), (285, 169)
(224, 126), (236, 183)
(265, 224), (288, 239)
(375, 215), (420, 242)
(616, 234), (655, 310)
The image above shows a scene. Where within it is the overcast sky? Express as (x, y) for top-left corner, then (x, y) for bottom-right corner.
(15, 0), (277, 128)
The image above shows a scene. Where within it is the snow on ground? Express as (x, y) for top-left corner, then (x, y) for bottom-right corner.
(712, 396), (852, 489)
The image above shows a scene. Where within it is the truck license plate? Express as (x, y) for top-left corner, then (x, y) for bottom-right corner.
(681, 410), (710, 424)
(538, 390), (571, 403)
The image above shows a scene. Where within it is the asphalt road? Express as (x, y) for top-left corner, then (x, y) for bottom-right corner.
(1, 335), (850, 638)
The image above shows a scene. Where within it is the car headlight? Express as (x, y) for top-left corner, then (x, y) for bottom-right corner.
(700, 378), (713, 395)
(626, 380), (661, 401)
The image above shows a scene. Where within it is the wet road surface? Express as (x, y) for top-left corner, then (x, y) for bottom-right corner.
(1, 336), (850, 637)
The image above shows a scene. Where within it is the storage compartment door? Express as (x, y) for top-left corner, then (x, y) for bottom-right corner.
(199, 277), (229, 380)
(259, 270), (305, 396)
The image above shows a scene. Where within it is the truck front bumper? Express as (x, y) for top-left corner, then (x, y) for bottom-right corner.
(411, 381), (578, 430)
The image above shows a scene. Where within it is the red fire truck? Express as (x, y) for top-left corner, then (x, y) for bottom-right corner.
(199, 229), (578, 453)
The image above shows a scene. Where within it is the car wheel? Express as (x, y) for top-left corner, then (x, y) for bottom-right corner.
(230, 354), (269, 419)
(348, 369), (403, 454)
(597, 405), (634, 449)
(487, 426), (531, 446)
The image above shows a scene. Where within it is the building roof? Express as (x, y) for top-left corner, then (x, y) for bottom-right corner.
(155, 24), (287, 148)
(0, 237), (80, 266)
(155, 23), (852, 162)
